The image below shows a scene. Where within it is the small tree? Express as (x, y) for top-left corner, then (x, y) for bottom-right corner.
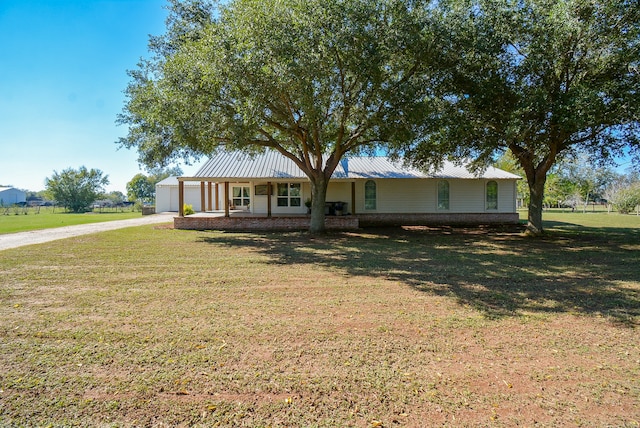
(45, 167), (109, 213)
(126, 174), (155, 204)
(563, 192), (584, 212)
(613, 182), (640, 214)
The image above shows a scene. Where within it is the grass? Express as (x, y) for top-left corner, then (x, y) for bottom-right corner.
(0, 212), (639, 426)
(0, 206), (141, 234)
(520, 207), (640, 228)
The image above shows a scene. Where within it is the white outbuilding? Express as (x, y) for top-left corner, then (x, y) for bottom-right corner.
(155, 177), (203, 212)
(0, 187), (26, 206)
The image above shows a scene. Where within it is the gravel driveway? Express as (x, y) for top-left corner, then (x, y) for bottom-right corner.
(0, 212), (176, 251)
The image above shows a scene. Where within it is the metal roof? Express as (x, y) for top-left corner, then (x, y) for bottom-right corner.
(189, 151), (520, 181)
(194, 151), (308, 179)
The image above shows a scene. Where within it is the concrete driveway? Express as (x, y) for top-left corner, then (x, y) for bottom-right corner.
(0, 212), (176, 251)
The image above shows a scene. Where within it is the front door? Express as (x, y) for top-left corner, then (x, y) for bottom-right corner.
(232, 186), (250, 209)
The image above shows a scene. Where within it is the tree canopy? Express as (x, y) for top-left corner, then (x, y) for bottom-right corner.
(396, 0), (640, 235)
(118, 0), (437, 233)
(45, 167), (109, 213)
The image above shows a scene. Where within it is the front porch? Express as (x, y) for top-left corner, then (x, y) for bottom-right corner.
(176, 179), (357, 217)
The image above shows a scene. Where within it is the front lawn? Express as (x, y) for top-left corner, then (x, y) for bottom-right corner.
(0, 207), (141, 234)
(0, 213), (638, 426)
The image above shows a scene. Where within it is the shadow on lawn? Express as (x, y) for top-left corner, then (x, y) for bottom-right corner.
(199, 222), (640, 326)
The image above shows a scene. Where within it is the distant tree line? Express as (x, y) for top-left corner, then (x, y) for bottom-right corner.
(496, 152), (640, 214)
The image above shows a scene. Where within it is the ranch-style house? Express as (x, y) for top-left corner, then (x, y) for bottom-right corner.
(157, 151), (521, 230)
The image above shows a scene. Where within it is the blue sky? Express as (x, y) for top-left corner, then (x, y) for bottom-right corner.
(0, 0), (199, 193)
(2, 1), (635, 195)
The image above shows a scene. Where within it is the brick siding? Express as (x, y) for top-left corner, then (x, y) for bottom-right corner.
(173, 212), (519, 231)
(174, 215), (359, 231)
(357, 213), (520, 227)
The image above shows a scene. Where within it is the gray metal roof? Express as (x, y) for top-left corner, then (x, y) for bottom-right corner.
(194, 151), (308, 179)
(189, 151), (520, 181)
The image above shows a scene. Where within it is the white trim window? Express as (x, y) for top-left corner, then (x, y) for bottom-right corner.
(437, 180), (450, 210)
(277, 183), (301, 207)
(486, 181), (498, 210)
(232, 186), (250, 207)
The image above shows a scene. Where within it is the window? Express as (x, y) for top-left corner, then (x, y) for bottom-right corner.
(486, 181), (498, 210)
(364, 180), (376, 210)
(277, 183), (301, 207)
(437, 180), (449, 210)
(232, 186), (250, 207)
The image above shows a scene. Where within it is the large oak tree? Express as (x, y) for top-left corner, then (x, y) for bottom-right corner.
(397, 0), (640, 235)
(118, 0), (436, 233)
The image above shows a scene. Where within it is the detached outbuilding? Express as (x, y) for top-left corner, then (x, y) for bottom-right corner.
(161, 151), (521, 230)
(0, 187), (26, 206)
(155, 177), (204, 212)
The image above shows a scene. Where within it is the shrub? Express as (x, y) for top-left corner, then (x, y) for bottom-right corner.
(183, 204), (195, 215)
(614, 184), (640, 214)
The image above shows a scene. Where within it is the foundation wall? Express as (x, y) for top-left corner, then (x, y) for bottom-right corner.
(174, 216), (358, 231)
(173, 212), (519, 231)
(357, 213), (520, 227)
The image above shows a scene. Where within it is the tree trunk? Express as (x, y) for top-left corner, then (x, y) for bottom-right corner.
(511, 142), (557, 237)
(309, 175), (329, 234)
(526, 174), (546, 236)
(583, 190), (590, 213)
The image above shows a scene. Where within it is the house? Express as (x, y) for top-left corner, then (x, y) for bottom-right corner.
(166, 151), (520, 230)
(0, 187), (26, 206)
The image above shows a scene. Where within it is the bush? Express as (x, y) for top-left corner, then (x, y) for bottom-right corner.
(614, 183), (640, 214)
(183, 204), (195, 215)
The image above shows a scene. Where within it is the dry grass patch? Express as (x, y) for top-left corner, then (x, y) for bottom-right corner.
(1, 220), (639, 427)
